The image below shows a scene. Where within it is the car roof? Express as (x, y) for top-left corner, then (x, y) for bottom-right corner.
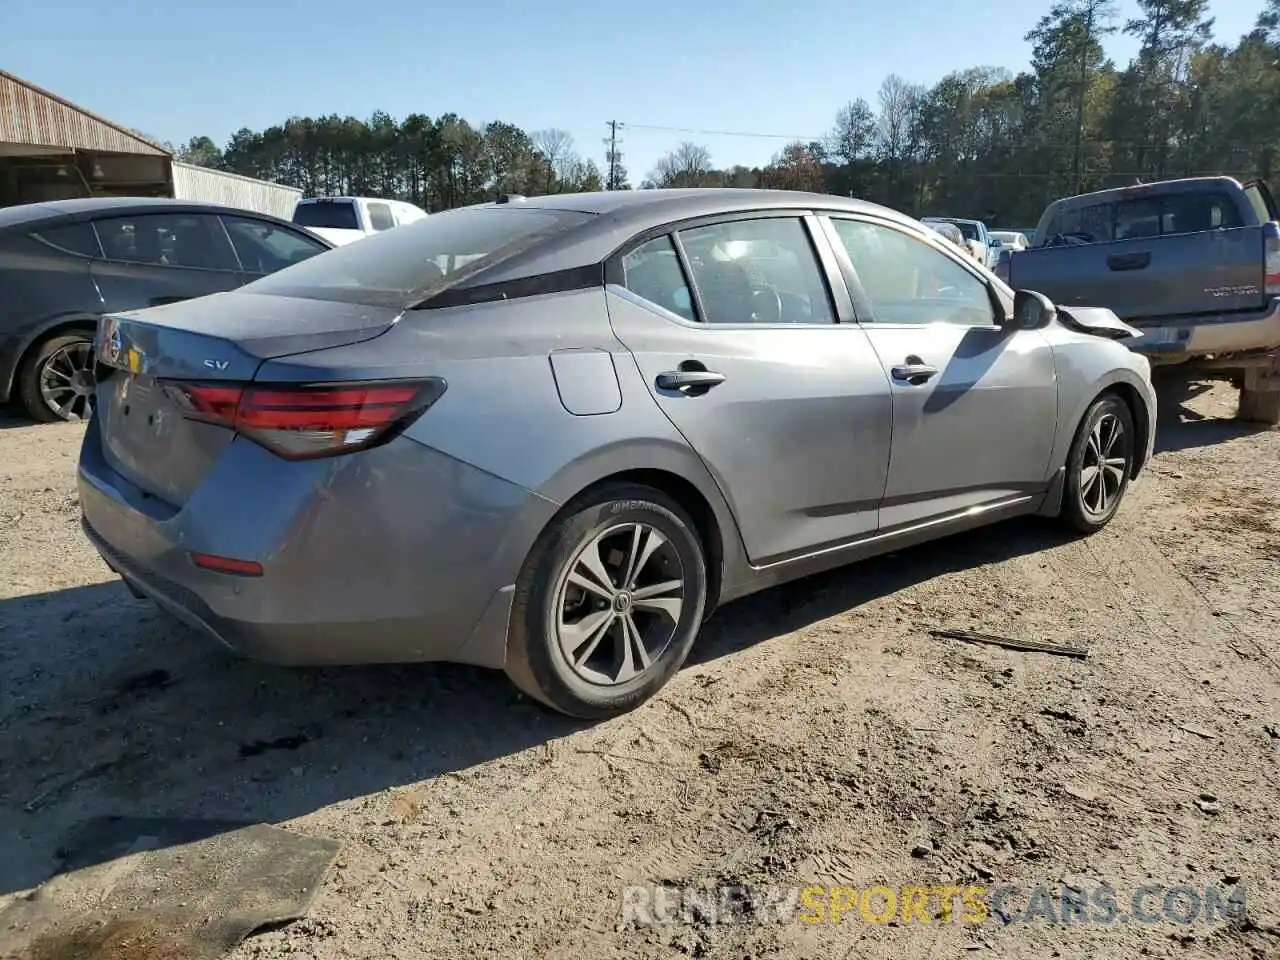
(454, 188), (934, 287)
(0, 196), (302, 233)
(1050, 176), (1243, 208)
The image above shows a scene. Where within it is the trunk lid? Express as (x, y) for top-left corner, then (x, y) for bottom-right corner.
(93, 291), (401, 505)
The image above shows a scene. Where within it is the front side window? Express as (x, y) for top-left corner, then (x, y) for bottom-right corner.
(245, 206), (592, 308)
(367, 203), (395, 231)
(93, 213), (237, 271)
(830, 218), (995, 326)
(621, 235), (695, 321)
(675, 217), (834, 324)
(221, 216), (328, 274)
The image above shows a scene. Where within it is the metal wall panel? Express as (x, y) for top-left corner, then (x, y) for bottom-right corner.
(170, 162), (303, 219)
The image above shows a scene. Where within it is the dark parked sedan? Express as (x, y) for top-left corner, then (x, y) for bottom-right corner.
(0, 197), (332, 422)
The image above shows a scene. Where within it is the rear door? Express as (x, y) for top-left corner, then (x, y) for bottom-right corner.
(606, 213), (893, 565)
(89, 212), (245, 313)
(822, 214), (1058, 531)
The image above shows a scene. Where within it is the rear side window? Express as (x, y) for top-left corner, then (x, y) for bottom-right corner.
(244, 206), (593, 308)
(93, 214), (238, 271)
(367, 202), (395, 231)
(292, 201), (360, 230)
(32, 222), (101, 258)
(621, 236), (695, 321)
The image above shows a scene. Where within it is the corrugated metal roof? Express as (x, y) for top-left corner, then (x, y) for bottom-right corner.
(0, 70), (171, 157)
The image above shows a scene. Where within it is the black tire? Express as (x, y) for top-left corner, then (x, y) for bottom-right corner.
(1060, 393), (1136, 535)
(505, 482), (708, 719)
(17, 331), (97, 423)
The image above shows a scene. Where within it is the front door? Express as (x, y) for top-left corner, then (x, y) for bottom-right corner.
(89, 212), (245, 314)
(607, 214), (893, 566)
(822, 214), (1058, 531)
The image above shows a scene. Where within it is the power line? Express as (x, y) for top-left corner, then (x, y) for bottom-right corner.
(619, 121), (825, 142)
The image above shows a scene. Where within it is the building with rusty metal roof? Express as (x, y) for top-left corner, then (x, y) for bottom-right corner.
(0, 71), (300, 218)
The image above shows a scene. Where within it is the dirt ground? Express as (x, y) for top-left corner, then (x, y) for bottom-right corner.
(1, 374), (1278, 960)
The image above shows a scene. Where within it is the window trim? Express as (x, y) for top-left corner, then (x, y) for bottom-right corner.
(818, 212), (1008, 330)
(30, 219), (104, 259)
(90, 212), (239, 274)
(605, 209), (848, 330)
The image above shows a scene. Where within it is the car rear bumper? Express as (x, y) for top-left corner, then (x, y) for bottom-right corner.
(1135, 298), (1280, 361)
(76, 420), (557, 669)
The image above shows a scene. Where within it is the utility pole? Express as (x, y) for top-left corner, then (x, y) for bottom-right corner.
(604, 120), (624, 190)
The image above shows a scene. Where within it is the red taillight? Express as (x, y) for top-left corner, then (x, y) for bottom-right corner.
(1265, 221), (1280, 297)
(162, 379), (445, 460)
(190, 552), (263, 577)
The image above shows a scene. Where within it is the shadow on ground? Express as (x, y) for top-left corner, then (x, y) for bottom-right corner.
(0, 367), (1267, 896)
(1152, 370), (1271, 454)
(0, 512), (1071, 896)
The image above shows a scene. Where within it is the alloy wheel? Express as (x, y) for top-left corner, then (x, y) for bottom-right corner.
(1079, 412), (1128, 518)
(554, 522), (686, 686)
(38, 340), (96, 421)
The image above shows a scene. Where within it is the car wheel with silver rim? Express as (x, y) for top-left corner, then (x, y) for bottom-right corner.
(1061, 394), (1135, 534)
(506, 483), (708, 718)
(17, 331), (97, 423)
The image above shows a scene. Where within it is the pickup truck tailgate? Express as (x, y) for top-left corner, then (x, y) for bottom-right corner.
(1010, 225), (1267, 321)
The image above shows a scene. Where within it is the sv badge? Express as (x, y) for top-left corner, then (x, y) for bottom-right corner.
(203, 359), (231, 371)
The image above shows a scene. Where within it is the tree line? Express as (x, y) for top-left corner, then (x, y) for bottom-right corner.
(177, 0), (1280, 226)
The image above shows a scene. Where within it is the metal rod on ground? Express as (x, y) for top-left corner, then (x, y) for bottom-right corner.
(930, 628), (1090, 660)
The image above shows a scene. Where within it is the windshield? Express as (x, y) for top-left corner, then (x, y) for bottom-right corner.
(246, 205), (593, 308)
(292, 201), (360, 230)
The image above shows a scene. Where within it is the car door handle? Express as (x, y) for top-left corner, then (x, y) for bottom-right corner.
(890, 362), (938, 384)
(655, 369), (726, 391)
(1106, 252), (1151, 272)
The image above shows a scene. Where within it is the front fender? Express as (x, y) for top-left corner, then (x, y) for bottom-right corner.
(1050, 361), (1156, 477)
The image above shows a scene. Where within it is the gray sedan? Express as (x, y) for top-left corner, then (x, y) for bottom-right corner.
(78, 189), (1156, 719)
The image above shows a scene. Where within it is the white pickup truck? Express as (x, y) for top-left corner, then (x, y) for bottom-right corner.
(291, 196), (427, 247)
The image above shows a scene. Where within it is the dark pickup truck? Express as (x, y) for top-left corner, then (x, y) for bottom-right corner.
(1002, 177), (1280, 423)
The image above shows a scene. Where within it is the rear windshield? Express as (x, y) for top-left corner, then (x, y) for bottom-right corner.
(244, 205), (593, 308)
(952, 222), (980, 241)
(292, 201), (360, 230)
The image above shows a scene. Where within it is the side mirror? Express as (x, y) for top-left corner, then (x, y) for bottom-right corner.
(1012, 289), (1057, 330)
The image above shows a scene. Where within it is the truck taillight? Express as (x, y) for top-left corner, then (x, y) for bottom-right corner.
(1265, 221), (1280, 297)
(162, 379), (446, 460)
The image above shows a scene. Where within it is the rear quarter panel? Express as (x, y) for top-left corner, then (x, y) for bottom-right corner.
(253, 288), (752, 595)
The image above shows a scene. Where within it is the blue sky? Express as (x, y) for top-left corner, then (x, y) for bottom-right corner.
(0, 0), (1263, 184)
